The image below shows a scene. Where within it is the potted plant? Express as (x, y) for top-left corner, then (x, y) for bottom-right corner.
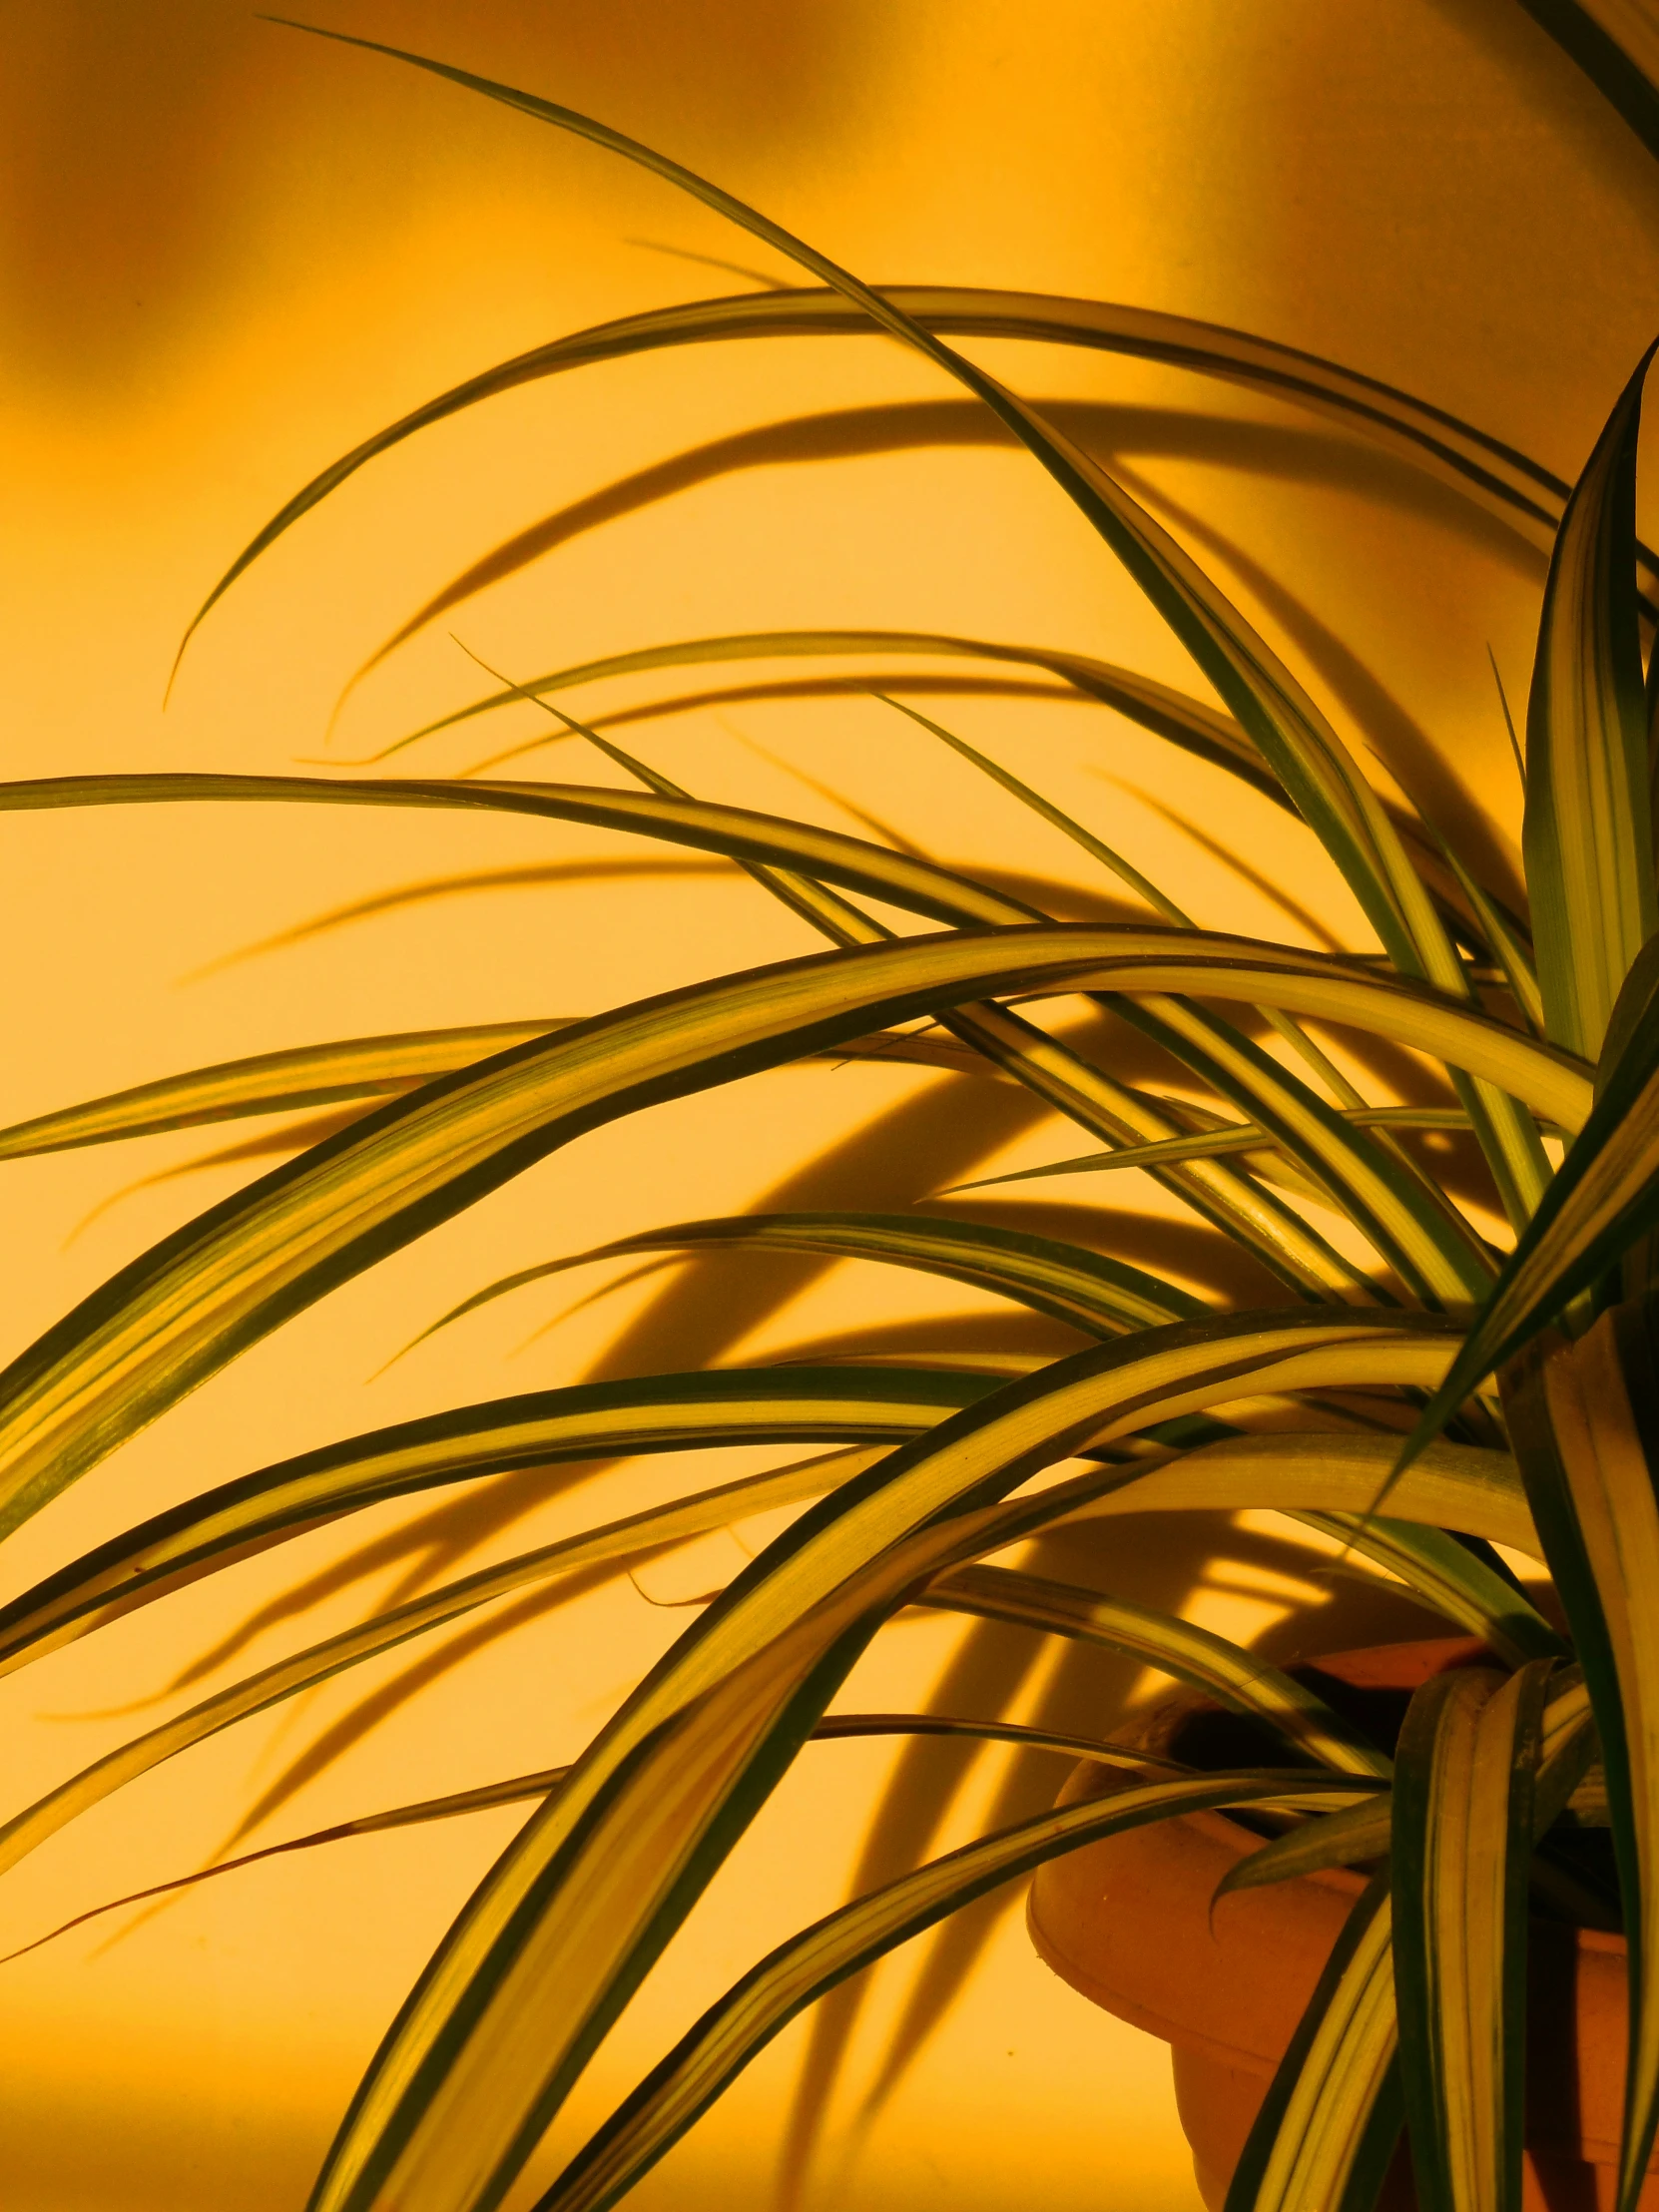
(3, 9), (1659, 2211)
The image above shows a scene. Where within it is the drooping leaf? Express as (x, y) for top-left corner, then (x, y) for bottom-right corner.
(874, 689), (1501, 1285)
(1390, 1661), (1549, 2212)
(264, 23), (1472, 994)
(1077, 1430), (1538, 1555)
(535, 1770), (1375, 2212)
(391, 624), (1496, 945)
(1289, 1513), (1565, 1667)
(1225, 1873), (1401, 2212)
(1505, 1305), (1659, 2212)
(1523, 344), (1657, 1060)
(1216, 1665), (1596, 1904)
(2, 1712), (1176, 1967)
(0, 1022), (1010, 1161)
(1393, 974), (1659, 1475)
(411, 1210), (1206, 1351)
(180, 272), (1608, 677)
(924, 1561), (1392, 1777)
(0, 1369), (991, 1677)
(298, 1314), (1458, 2212)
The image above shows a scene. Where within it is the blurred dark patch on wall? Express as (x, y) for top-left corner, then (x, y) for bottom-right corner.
(0, 0), (878, 388)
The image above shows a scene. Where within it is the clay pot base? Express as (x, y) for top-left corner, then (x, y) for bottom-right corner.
(1027, 1638), (1649, 2212)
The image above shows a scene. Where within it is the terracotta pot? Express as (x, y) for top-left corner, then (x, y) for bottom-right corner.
(1028, 1637), (1652, 2212)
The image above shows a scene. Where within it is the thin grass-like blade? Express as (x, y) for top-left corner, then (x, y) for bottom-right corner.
(1218, 1667), (1595, 1903)
(949, 1106), (1498, 1188)
(0, 1321), (1459, 1900)
(1505, 1305), (1659, 2212)
(1109, 993), (1495, 1305)
(1, 776), (1590, 1123)
(1289, 1514), (1565, 1667)
(1225, 1873), (1400, 2212)
(1393, 981), (1659, 1474)
(8, 858), (1582, 1546)
(1523, 346), (1657, 1059)
(528, 685), (1364, 1298)
(265, 24), (1468, 991)
(0, 1369), (990, 1677)
(397, 625), (1494, 943)
(923, 1562), (1392, 1776)
(298, 1315), (1457, 2212)
(180, 273), (1611, 672)
(2, 1713), (1172, 1967)
(874, 691), (1496, 1290)
(1076, 1430), (1536, 1555)
(536, 1771), (1373, 2212)
(411, 1211), (1207, 1349)
(1391, 1661), (1549, 2212)
(0, 1023), (1012, 1161)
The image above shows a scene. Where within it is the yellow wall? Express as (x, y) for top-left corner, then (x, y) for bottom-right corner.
(2, 5), (1657, 2207)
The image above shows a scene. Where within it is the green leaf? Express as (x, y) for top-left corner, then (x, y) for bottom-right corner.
(1391, 1661), (1549, 2212)
(1080, 1429), (1537, 1555)
(0, 1319), (1457, 1900)
(0, 1022), (1016, 1162)
(1, 1712), (1174, 1967)
(263, 23), (1471, 994)
(873, 690), (1498, 1293)
(1217, 1666), (1596, 1904)
(299, 1313), (1458, 2212)
(1393, 972), (1659, 1473)
(1523, 344), (1658, 1060)
(923, 1562), (1393, 1777)
(1288, 1513), (1565, 1667)
(1108, 993), (1496, 1305)
(412, 1210), (1206, 1351)
(0, 1368), (991, 1678)
(948, 1105), (1504, 1187)
(535, 1770), (1374, 2212)
(0, 800), (1589, 1543)
(179, 263), (1607, 677)
(1505, 1306), (1659, 2212)
(1225, 1873), (1401, 2212)
(389, 625), (1495, 948)
(517, 677), (1368, 1300)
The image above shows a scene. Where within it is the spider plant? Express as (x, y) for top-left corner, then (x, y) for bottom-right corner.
(6, 10), (1659, 2212)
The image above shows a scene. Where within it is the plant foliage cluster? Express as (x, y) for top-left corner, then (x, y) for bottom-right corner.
(9, 7), (1659, 2210)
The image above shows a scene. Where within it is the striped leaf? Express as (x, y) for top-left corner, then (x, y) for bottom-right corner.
(412, 1211), (1206, 1349)
(1289, 1513), (1565, 1667)
(1394, 973), (1659, 1474)
(268, 25), (1473, 994)
(1391, 1661), (1550, 2212)
(0, 1022), (1009, 1161)
(180, 275), (1607, 674)
(0, 1368), (990, 1678)
(1225, 1873), (1401, 2212)
(0, 1319), (1455, 1902)
(299, 1316), (1456, 2212)
(1505, 1306), (1659, 2212)
(923, 1562), (1392, 1777)
(535, 1772), (1374, 2212)
(4, 1713), (1176, 1966)
(1523, 346), (1658, 1059)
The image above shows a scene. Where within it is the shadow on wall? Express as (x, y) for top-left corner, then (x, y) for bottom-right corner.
(0, 0), (883, 387)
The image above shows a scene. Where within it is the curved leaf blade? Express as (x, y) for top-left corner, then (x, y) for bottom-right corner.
(1391, 1661), (1549, 2212)
(537, 1771), (1374, 2212)
(1225, 1874), (1400, 2212)
(1523, 344), (1657, 1059)
(414, 1210), (1207, 1349)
